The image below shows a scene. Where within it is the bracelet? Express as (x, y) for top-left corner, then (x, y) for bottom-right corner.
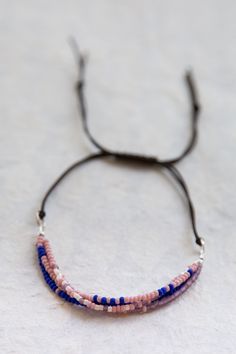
(36, 41), (205, 314)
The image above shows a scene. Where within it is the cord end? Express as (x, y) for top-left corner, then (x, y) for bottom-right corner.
(36, 211), (46, 235)
(68, 36), (88, 81)
(37, 210), (46, 220)
(185, 69), (201, 114)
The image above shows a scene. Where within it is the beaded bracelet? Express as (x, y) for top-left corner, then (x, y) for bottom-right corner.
(36, 41), (205, 314)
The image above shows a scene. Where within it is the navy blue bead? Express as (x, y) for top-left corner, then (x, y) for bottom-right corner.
(110, 298), (116, 306)
(158, 289), (163, 297)
(37, 246), (46, 256)
(169, 284), (174, 294)
(187, 268), (193, 276)
(161, 287), (167, 295)
(119, 297), (125, 305)
(60, 291), (66, 299)
(93, 295), (98, 304)
(101, 297), (107, 305)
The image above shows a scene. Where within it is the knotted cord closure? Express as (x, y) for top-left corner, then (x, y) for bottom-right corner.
(38, 40), (203, 247)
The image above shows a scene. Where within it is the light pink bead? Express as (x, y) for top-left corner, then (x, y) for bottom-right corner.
(142, 306), (147, 313)
(120, 305), (126, 312)
(65, 286), (73, 294)
(141, 294), (147, 302)
(90, 303), (96, 310)
(123, 305), (129, 312)
(116, 305), (121, 313)
(152, 291), (158, 299)
(130, 304), (135, 311)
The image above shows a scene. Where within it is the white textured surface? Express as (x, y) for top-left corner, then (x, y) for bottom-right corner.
(0, 1), (236, 353)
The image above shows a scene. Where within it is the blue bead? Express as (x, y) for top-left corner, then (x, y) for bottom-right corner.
(169, 284), (174, 294)
(187, 268), (193, 276)
(93, 295), (98, 304)
(119, 297), (125, 305)
(38, 246), (46, 256)
(110, 298), (116, 306)
(101, 297), (107, 305)
(161, 287), (167, 295)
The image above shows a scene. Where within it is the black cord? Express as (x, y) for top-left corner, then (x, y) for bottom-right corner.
(38, 41), (202, 247)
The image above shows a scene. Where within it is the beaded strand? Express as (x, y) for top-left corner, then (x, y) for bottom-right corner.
(36, 234), (203, 313)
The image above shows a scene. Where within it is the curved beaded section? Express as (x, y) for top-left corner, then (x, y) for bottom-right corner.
(36, 234), (203, 313)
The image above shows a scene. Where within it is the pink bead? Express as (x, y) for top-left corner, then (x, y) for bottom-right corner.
(153, 291), (158, 299)
(65, 285), (72, 293)
(130, 304), (135, 311)
(120, 305), (126, 312)
(125, 305), (130, 311)
(142, 306), (147, 313)
(90, 303), (96, 310)
(141, 294), (147, 302)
